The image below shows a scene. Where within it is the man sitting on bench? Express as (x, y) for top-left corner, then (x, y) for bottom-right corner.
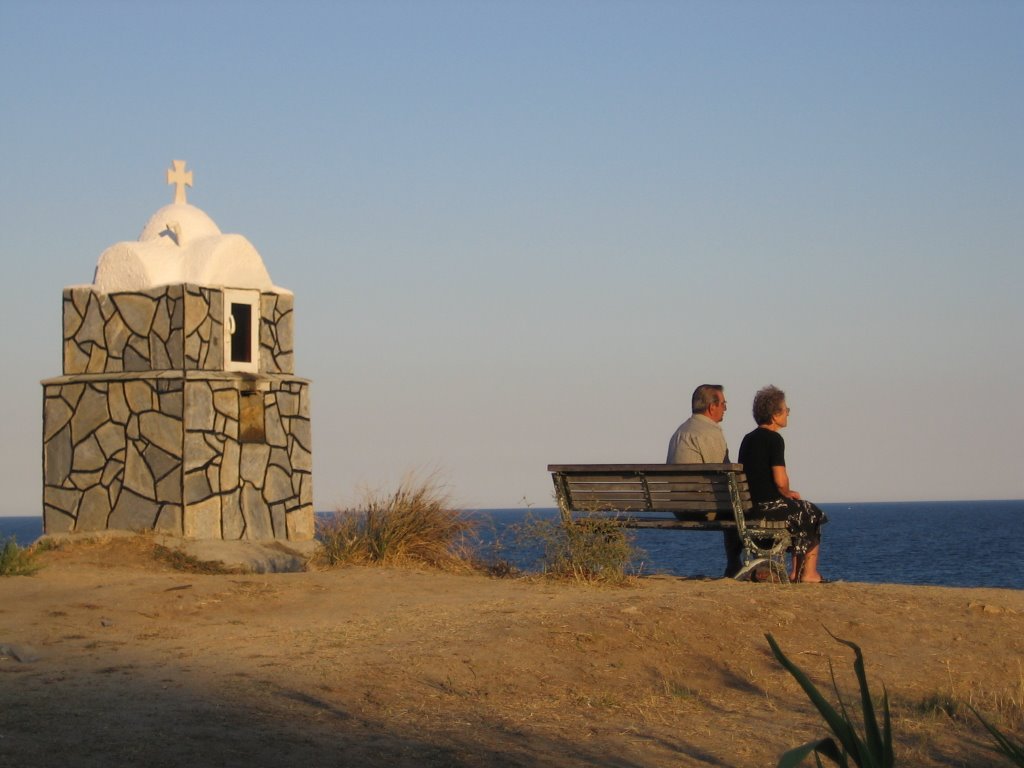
(666, 384), (743, 577)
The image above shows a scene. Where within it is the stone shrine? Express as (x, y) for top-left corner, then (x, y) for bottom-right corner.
(41, 162), (314, 541)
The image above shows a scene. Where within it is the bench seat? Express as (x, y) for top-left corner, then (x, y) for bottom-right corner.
(548, 463), (791, 582)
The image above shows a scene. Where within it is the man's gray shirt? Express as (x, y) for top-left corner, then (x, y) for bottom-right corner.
(666, 413), (729, 464)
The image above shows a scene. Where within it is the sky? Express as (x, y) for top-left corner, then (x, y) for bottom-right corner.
(1, 0), (1022, 515)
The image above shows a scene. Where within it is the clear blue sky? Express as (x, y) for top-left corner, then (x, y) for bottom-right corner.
(1, 0), (1021, 514)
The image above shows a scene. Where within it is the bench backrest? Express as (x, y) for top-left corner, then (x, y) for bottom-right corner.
(547, 463), (752, 523)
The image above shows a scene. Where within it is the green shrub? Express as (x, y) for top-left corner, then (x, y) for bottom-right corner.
(317, 474), (475, 570)
(0, 537), (41, 576)
(522, 512), (639, 585)
(766, 631), (893, 768)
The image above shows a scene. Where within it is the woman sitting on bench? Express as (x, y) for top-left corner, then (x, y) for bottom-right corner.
(738, 385), (829, 583)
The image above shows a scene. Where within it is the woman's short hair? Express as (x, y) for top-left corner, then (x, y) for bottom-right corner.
(752, 385), (786, 425)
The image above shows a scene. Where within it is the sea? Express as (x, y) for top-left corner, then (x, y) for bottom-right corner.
(3, 500), (1022, 589)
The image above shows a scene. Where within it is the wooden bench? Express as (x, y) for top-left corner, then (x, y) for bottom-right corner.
(547, 463), (791, 582)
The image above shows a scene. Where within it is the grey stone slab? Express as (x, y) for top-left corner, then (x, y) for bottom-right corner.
(185, 381), (215, 431)
(276, 308), (294, 357)
(289, 417), (312, 453)
(154, 504), (182, 535)
(87, 344), (108, 372)
(222, 489), (244, 539)
(268, 447), (290, 471)
(126, 413), (140, 440)
(183, 431), (216, 469)
(289, 438), (313, 472)
(264, 465), (294, 504)
(44, 485), (81, 515)
(286, 506), (315, 541)
(108, 383), (130, 424)
(123, 440), (156, 499)
(107, 477), (122, 510)
(152, 296), (171, 341)
(275, 352), (295, 375)
(43, 396), (74, 442)
(124, 381), (154, 413)
(166, 329), (184, 368)
(151, 339), (171, 370)
(123, 340), (150, 372)
(70, 386), (109, 444)
(101, 458), (124, 487)
(94, 421), (125, 459)
(261, 293), (277, 322)
(143, 443), (179, 482)
(62, 383), (85, 408)
(169, 290), (184, 329)
(220, 438), (240, 490)
(276, 390), (300, 417)
(112, 293), (158, 337)
(184, 290), (209, 336)
(184, 495), (221, 538)
(174, 538), (313, 572)
(208, 320), (223, 371)
(239, 443), (271, 487)
(63, 340), (90, 375)
(103, 315), (131, 360)
(69, 470), (103, 491)
(69, 286), (90, 316)
(63, 297), (84, 338)
(156, 467), (182, 504)
(108, 489), (159, 531)
(72, 434), (106, 472)
(159, 389), (183, 418)
(184, 332), (201, 367)
(271, 502), (286, 539)
(184, 468), (213, 504)
(77, 486), (112, 530)
(213, 388), (238, 418)
(44, 424), (73, 486)
(44, 507), (75, 533)
(206, 463), (220, 495)
(79, 294), (106, 346)
(241, 483), (273, 540)
(264, 403), (288, 447)
(140, 411), (183, 457)
(299, 471), (313, 506)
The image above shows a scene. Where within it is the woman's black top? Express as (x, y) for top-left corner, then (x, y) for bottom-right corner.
(737, 427), (786, 504)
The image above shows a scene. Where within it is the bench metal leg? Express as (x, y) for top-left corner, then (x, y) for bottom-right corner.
(734, 531), (791, 584)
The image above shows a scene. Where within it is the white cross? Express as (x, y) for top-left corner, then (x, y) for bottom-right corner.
(166, 160), (193, 205)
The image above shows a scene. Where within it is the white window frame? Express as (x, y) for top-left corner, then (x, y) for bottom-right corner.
(223, 288), (260, 373)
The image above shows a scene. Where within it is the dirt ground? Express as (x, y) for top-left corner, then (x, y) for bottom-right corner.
(1, 537), (1021, 768)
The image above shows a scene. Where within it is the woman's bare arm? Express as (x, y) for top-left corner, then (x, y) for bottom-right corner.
(772, 465), (801, 500)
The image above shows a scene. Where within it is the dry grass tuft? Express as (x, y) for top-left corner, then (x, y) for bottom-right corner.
(316, 473), (477, 571)
(152, 544), (240, 575)
(520, 511), (640, 585)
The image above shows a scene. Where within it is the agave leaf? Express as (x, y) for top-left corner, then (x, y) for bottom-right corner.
(765, 634), (861, 756)
(826, 633), (884, 758)
(777, 737), (846, 768)
(970, 705), (1024, 763)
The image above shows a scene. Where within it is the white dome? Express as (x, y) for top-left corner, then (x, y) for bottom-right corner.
(139, 203), (222, 242)
(92, 202), (289, 295)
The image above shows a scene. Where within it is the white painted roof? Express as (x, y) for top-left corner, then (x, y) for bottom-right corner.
(91, 162), (289, 294)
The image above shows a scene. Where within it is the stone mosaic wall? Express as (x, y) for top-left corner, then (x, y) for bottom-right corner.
(62, 285), (294, 375)
(42, 372), (313, 540)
